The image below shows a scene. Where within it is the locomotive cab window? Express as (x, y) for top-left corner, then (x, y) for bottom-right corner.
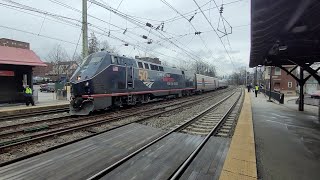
(113, 56), (119, 64)
(151, 64), (159, 71)
(138, 62), (143, 68)
(144, 63), (150, 69)
(111, 56), (117, 64)
(159, 66), (164, 71)
(150, 64), (155, 70)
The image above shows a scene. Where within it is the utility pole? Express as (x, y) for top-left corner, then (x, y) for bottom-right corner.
(82, 0), (88, 59)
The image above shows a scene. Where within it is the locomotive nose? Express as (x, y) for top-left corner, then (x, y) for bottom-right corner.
(70, 98), (94, 115)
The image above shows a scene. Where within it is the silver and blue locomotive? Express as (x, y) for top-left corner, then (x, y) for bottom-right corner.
(69, 51), (227, 115)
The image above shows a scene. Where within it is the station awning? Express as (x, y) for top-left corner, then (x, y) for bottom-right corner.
(0, 46), (46, 67)
(250, 0), (320, 67)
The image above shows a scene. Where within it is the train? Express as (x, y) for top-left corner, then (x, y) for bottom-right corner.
(69, 51), (228, 115)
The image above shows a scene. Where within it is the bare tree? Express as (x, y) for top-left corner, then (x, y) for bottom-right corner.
(100, 40), (119, 53)
(191, 60), (216, 77)
(72, 53), (83, 67)
(88, 32), (100, 55)
(47, 44), (69, 79)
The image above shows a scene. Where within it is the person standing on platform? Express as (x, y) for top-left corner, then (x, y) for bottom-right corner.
(255, 85), (259, 97)
(24, 85), (35, 106)
(247, 85), (251, 92)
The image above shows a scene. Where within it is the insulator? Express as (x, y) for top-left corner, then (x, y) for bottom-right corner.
(142, 35), (148, 39)
(146, 22), (153, 28)
(124, 43), (128, 46)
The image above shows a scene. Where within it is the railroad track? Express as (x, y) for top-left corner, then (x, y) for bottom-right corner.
(0, 88), (233, 132)
(214, 88), (244, 137)
(0, 88), (233, 141)
(0, 88), (236, 166)
(86, 89), (242, 179)
(0, 106), (69, 121)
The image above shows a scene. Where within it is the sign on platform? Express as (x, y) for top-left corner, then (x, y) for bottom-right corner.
(0, 70), (14, 76)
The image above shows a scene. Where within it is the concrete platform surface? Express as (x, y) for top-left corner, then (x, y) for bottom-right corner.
(0, 123), (165, 180)
(219, 91), (257, 180)
(252, 93), (320, 180)
(0, 101), (68, 116)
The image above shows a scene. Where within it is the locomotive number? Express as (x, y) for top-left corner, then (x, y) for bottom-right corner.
(139, 70), (148, 81)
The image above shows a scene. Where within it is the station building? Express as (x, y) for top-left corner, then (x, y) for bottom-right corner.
(0, 38), (46, 104)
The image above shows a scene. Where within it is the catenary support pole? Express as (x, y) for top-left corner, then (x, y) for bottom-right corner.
(82, 0), (88, 59)
(268, 66), (272, 102)
(299, 66), (304, 111)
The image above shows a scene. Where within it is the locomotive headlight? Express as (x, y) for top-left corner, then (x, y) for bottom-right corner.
(85, 81), (89, 87)
(77, 76), (81, 81)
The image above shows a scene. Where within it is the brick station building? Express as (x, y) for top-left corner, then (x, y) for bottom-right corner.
(0, 38), (46, 104)
(263, 65), (298, 96)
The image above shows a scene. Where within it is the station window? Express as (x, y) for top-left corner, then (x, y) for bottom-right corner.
(159, 66), (164, 71)
(138, 62), (143, 68)
(275, 67), (281, 75)
(288, 82), (292, 88)
(144, 63), (150, 69)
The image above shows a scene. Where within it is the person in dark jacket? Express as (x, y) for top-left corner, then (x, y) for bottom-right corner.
(24, 85), (35, 106)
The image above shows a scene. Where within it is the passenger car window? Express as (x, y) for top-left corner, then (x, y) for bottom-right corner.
(144, 63), (149, 69)
(159, 66), (164, 71)
(138, 62), (143, 68)
(154, 65), (159, 71)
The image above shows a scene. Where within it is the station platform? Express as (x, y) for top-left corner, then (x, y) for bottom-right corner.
(250, 92), (320, 179)
(0, 100), (69, 117)
(0, 90), (319, 179)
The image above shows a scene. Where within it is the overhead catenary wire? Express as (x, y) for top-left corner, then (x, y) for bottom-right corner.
(88, 0), (206, 63)
(160, 0), (222, 74)
(3, 0), (185, 62)
(192, 0), (236, 69)
(47, 0), (199, 61)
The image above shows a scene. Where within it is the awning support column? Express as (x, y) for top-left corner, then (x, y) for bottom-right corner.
(299, 67), (304, 111)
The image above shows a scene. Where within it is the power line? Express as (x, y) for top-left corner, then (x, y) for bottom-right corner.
(192, 0), (236, 69)
(2, 0), (189, 63)
(0, 24), (79, 45)
(88, 0), (205, 62)
(162, 0), (247, 24)
(160, 0), (221, 73)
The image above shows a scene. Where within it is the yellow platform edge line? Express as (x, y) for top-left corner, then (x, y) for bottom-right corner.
(219, 90), (258, 180)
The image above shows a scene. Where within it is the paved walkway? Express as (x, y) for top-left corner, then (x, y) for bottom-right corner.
(220, 91), (257, 180)
(251, 92), (320, 180)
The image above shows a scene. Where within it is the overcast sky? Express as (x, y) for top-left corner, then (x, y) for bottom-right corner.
(0, 0), (250, 75)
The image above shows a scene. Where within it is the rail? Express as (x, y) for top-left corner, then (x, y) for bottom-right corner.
(86, 91), (239, 180)
(0, 88), (236, 167)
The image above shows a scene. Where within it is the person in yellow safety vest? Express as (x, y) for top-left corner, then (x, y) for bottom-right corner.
(255, 85), (259, 97)
(24, 85), (35, 106)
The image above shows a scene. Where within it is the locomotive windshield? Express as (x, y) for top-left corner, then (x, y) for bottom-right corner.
(70, 52), (111, 82)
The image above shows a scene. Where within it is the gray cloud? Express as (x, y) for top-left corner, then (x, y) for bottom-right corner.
(0, 0), (250, 75)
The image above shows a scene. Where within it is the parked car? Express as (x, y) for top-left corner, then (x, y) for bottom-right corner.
(310, 90), (320, 98)
(40, 83), (55, 92)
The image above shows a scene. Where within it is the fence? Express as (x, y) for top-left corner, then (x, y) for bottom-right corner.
(260, 89), (284, 104)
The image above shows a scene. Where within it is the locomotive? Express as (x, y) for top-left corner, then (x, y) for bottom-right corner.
(69, 51), (228, 115)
